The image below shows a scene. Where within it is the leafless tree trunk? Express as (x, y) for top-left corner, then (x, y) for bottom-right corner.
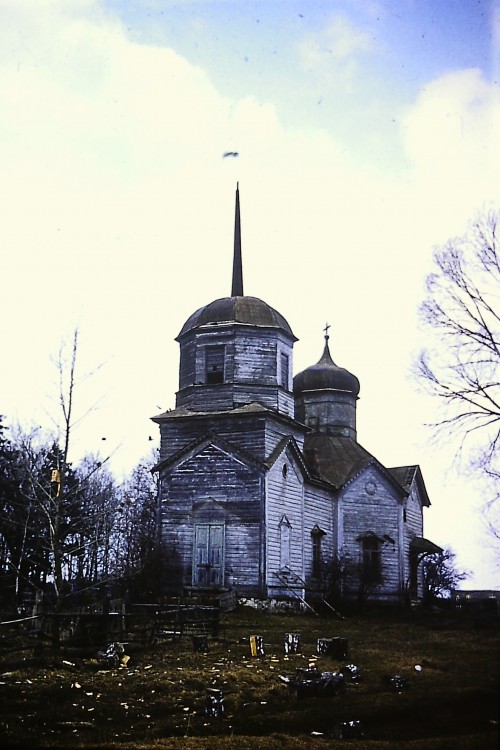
(7, 329), (115, 610)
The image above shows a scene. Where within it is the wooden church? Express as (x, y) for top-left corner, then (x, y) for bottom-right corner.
(152, 186), (441, 606)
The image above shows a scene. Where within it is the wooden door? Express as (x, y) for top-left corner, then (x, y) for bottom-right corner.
(193, 524), (224, 587)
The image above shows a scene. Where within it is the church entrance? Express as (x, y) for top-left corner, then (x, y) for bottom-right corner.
(193, 524), (225, 587)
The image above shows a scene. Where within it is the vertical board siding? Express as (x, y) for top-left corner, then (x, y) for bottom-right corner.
(176, 326), (295, 416)
(340, 468), (403, 602)
(178, 339), (197, 391)
(159, 416), (268, 463)
(303, 486), (335, 584)
(266, 448), (305, 590)
(160, 444), (264, 596)
(234, 335), (277, 383)
(264, 421), (306, 457)
(159, 413), (306, 466)
(404, 483), (426, 598)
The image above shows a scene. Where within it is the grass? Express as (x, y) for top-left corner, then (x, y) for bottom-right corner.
(0, 604), (498, 749)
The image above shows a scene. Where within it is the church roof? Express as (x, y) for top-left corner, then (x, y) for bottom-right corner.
(303, 433), (409, 495)
(303, 433), (373, 487)
(389, 465), (431, 506)
(153, 401), (281, 421)
(177, 295), (295, 339)
(293, 336), (360, 396)
(151, 401), (305, 434)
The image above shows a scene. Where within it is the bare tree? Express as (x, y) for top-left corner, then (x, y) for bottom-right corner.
(45, 329), (83, 605)
(110, 453), (162, 601)
(3, 430), (74, 603)
(2, 329), (116, 610)
(63, 455), (118, 593)
(416, 209), (500, 459)
(416, 209), (500, 542)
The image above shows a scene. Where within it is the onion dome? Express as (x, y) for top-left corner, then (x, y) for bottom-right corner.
(177, 295), (295, 339)
(294, 335), (360, 396)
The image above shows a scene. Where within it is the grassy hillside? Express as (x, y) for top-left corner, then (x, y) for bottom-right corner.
(0, 604), (498, 749)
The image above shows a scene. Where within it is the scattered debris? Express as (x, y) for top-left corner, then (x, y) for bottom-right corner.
(284, 632), (301, 654)
(384, 674), (410, 692)
(97, 642), (128, 668)
(316, 637), (348, 658)
(205, 688), (224, 718)
(341, 664), (361, 683)
(249, 635), (265, 657)
(0, 607), (495, 745)
(282, 668), (345, 699)
(316, 639), (330, 655)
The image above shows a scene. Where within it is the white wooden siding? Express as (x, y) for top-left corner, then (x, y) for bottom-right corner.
(340, 467), (403, 602)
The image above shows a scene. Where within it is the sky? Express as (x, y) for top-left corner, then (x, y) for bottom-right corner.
(1, 0), (499, 589)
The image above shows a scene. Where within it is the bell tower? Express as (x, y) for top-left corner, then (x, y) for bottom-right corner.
(293, 328), (359, 439)
(174, 185), (297, 416)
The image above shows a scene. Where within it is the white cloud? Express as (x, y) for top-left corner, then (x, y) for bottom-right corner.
(401, 68), (500, 233)
(298, 12), (376, 80)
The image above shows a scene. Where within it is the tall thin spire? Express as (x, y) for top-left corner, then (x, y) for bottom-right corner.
(231, 182), (244, 296)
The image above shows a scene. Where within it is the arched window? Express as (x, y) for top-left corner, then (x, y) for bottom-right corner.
(279, 516), (292, 569)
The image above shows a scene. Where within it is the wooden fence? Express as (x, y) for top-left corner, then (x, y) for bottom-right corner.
(0, 601), (220, 653)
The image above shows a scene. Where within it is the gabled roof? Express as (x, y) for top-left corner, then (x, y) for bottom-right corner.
(302, 433), (371, 488)
(265, 435), (321, 484)
(152, 431), (267, 475)
(302, 433), (409, 496)
(389, 465), (431, 507)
